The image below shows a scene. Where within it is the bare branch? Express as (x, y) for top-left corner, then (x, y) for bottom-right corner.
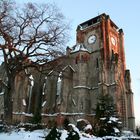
(0, 1), (69, 73)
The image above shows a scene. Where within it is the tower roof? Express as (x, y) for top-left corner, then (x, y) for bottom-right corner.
(77, 13), (118, 30)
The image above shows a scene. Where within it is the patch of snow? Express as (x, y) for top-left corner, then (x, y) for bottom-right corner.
(48, 70), (53, 75)
(0, 127), (139, 140)
(60, 129), (68, 140)
(41, 112), (85, 117)
(68, 124), (80, 135)
(58, 73), (62, 82)
(13, 112), (33, 117)
(71, 44), (90, 53)
(77, 119), (87, 122)
(72, 98), (76, 106)
(41, 113), (57, 117)
(62, 65), (75, 72)
(0, 129), (45, 140)
(61, 112), (85, 116)
(0, 91), (4, 96)
(84, 124), (92, 131)
(22, 99), (26, 106)
(103, 136), (121, 140)
(97, 82), (116, 87)
(79, 21), (100, 31)
(110, 82), (116, 86)
(24, 113), (33, 117)
(110, 116), (118, 122)
(24, 69), (28, 74)
(73, 86), (91, 89)
(100, 117), (106, 120)
(57, 79), (62, 96)
(114, 127), (120, 133)
(29, 75), (34, 86)
(81, 132), (97, 139)
(77, 119), (90, 124)
(121, 130), (134, 137)
(108, 120), (111, 123)
(42, 82), (46, 94)
(42, 101), (46, 107)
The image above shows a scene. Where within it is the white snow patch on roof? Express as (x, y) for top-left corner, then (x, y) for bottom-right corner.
(62, 65), (75, 72)
(71, 44), (90, 53)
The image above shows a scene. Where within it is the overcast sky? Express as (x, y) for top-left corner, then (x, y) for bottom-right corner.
(16, 0), (140, 125)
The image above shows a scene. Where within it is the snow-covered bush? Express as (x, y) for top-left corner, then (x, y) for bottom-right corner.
(45, 126), (61, 140)
(94, 94), (122, 137)
(77, 119), (93, 135)
(66, 124), (80, 140)
(77, 119), (89, 131)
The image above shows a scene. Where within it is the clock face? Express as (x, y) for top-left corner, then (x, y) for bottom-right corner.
(110, 35), (118, 53)
(87, 35), (96, 44)
(111, 36), (116, 46)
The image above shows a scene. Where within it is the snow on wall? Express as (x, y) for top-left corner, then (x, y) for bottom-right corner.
(0, 92), (4, 96)
(29, 75), (34, 86)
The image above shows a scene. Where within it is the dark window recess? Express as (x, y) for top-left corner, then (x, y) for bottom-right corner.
(96, 58), (99, 68)
(111, 50), (118, 63)
(75, 58), (78, 64)
(88, 21), (92, 26)
(81, 55), (84, 62)
(111, 50), (115, 61)
(75, 55), (80, 64)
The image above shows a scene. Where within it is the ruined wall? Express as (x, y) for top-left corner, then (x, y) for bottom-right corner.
(0, 63), (6, 119)
(125, 70), (135, 131)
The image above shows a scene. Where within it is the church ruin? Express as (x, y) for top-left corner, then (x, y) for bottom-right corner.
(0, 13), (135, 131)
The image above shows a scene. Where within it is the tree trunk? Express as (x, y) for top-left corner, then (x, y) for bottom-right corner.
(4, 75), (14, 124)
(32, 74), (43, 123)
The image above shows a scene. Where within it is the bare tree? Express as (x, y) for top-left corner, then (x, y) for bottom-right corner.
(0, 0), (69, 124)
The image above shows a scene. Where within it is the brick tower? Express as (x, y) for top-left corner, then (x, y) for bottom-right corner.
(65, 13), (135, 131)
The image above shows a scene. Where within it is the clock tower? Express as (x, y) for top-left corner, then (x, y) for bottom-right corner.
(69, 13), (135, 131)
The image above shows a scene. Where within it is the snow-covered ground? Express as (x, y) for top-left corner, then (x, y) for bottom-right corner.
(0, 129), (45, 140)
(0, 128), (140, 140)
